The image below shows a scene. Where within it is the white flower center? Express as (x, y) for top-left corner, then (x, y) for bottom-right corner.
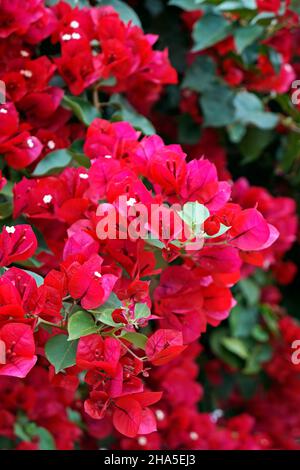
(43, 194), (53, 204)
(0, 108), (7, 114)
(155, 409), (165, 421)
(94, 271), (102, 278)
(72, 32), (81, 40)
(5, 226), (16, 234)
(138, 436), (147, 446)
(127, 197), (136, 207)
(20, 69), (33, 78)
(27, 138), (35, 148)
(79, 173), (89, 179)
(47, 140), (56, 150)
(62, 33), (71, 41)
(189, 432), (199, 441)
(104, 154), (112, 159)
(210, 409), (223, 423)
(20, 50), (29, 57)
(70, 20), (80, 29)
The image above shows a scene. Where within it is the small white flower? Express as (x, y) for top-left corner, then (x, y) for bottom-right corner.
(27, 138), (35, 148)
(155, 409), (165, 421)
(47, 140), (56, 150)
(210, 409), (223, 423)
(94, 271), (102, 278)
(79, 173), (89, 179)
(104, 154), (112, 159)
(138, 436), (147, 446)
(126, 197), (136, 207)
(5, 226), (16, 234)
(189, 432), (199, 441)
(43, 194), (53, 204)
(20, 50), (29, 57)
(0, 108), (8, 114)
(70, 20), (80, 29)
(62, 33), (71, 41)
(20, 69), (33, 78)
(72, 32), (81, 40)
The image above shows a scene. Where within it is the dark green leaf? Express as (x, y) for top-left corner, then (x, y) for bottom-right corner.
(200, 84), (236, 127)
(234, 25), (264, 53)
(134, 303), (151, 320)
(121, 331), (147, 349)
(234, 91), (279, 129)
(32, 149), (72, 176)
(62, 95), (99, 126)
(93, 293), (122, 327)
(45, 334), (78, 373)
(192, 14), (232, 52)
(110, 95), (155, 135)
(229, 305), (258, 338)
(68, 311), (98, 340)
(99, 0), (142, 27)
(182, 56), (218, 93)
(221, 337), (249, 359)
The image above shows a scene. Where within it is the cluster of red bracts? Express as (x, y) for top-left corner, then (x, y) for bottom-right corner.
(0, 113), (289, 441)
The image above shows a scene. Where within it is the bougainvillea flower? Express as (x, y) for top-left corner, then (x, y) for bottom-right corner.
(146, 329), (187, 366)
(0, 224), (37, 266)
(229, 208), (278, 251)
(0, 323), (37, 378)
(76, 334), (121, 376)
(67, 254), (118, 309)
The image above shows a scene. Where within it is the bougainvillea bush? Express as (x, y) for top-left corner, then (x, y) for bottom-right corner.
(0, 0), (300, 450)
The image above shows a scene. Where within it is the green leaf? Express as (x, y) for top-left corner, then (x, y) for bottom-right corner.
(110, 94), (155, 135)
(62, 95), (99, 126)
(251, 324), (269, 342)
(169, 0), (205, 10)
(32, 149), (72, 176)
(200, 84), (236, 127)
(192, 13), (232, 52)
(121, 331), (148, 350)
(99, 0), (142, 27)
(145, 236), (165, 249)
(227, 123), (247, 143)
(239, 128), (274, 163)
(210, 327), (244, 368)
(278, 132), (300, 173)
(14, 422), (30, 442)
(68, 311), (98, 340)
(234, 25), (264, 53)
(217, 0), (256, 10)
(234, 91), (279, 129)
(178, 201), (209, 231)
(239, 278), (260, 306)
(69, 139), (90, 168)
(205, 223), (231, 238)
(229, 305), (258, 338)
(182, 56), (218, 93)
(93, 292), (122, 327)
(32, 426), (56, 451)
(268, 47), (282, 74)
(243, 344), (272, 374)
(134, 303), (151, 320)
(45, 334), (78, 373)
(221, 337), (249, 359)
